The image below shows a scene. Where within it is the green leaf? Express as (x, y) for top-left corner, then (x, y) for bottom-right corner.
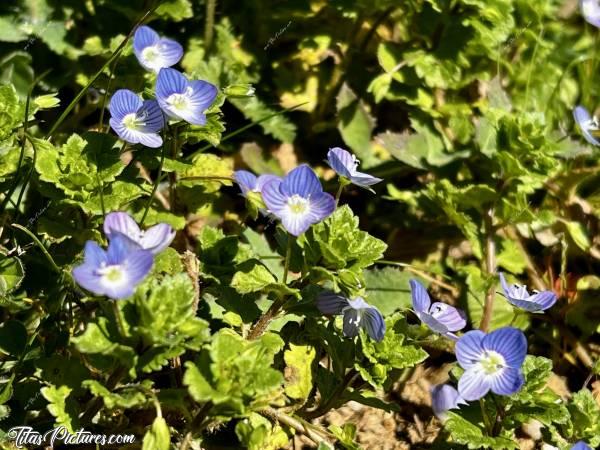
(142, 416), (171, 450)
(363, 267), (413, 316)
(337, 83), (376, 166)
(235, 413), (290, 450)
(444, 412), (518, 449)
(231, 261), (277, 294)
(283, 344), (315, 401)
(82, 380), (151, 410)
(0, 255), (25, 296)
(41, 385), (79, 433)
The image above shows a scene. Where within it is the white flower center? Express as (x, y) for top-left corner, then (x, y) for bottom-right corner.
(167, 93), (190, 111)
(141, 45), (160, 63)
(96, 264), (125, 283)
(287, 194), (309, 214)
(479, 351), (506, 375)
(122, 112), (143, 130)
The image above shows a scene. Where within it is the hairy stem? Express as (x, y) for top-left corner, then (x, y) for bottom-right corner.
(204, 0), (217, 52)
(479, 209), (496, 332)
(262, 407), (333, 446)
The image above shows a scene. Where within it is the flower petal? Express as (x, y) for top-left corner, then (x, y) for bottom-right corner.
(234, 170), (258, 195)
(409, 279), (431, 314)
(327, 147), (355, 178)
(156, 68), (188, 99)
(261, 179), (287, 214)
(349, 172), (383, 188)
(307, 191), (335, 223)
(429, 302), (467, 332)
(106, 233), (142, 265)
(133, 25), (159, 54)
(458, 367), (491, 401)
(136, 37), (183, 72)
(419, 312), (450, 335)
(527, 291), (557, 311)
(140, 223), (175, 254)
(72, 263), (103, 296)
(82, 240), (107, 267)
(281, 165), (323, 198)
(280, 209), (313, 236)
(581, 0), (600, 28)
(455, 330), (486, 369)
(431, 384), (464, 419)
(104, 212), (141, 242)
(256, 174), (282, 192)
(123, 249), (154, 287)
(489, 367), (524, 396)
(482, 327), (527, 368)
(342, 308), (361, 338)
(138, 100), (165, 133)
(109, 89), (142, 121)
(573, 105), (600, 146)
(362, 306), (386, 341)
(188, 80), (218, 111)
(110, 120), (162, 147)
(570, 441), (593, 450)
(316, 292), (349, 315)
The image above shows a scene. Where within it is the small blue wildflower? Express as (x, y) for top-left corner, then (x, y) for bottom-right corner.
(233, 170), (281, 197)
(104, 211), (175, 255)
(261, 164), (335, 236)
(410, 279), (466, 340)
(573, 106), (600, 146)
(499, 272), (557, 313)
(571, 441), (593, 450)
(155, 68), (218, 125)
(316, 292), (386, 341)
(456, 327), (527, 401)
(109, 89), (165, 148)
(581, 0), (600, 28)
(72, 234), (153, 300)
(133, 25), (183, 72)
(431, 384), (467, 421)
(326, 147), (382, 190)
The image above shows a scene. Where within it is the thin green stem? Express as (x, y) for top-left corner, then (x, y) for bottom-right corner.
(524, 26), (544, 109)
(334, 184), (344, 205)
(140, 134), (167, 225)
(11, 223), (60, 273)
(111, 300), (128, 339)
(479, 208), (496, 332)
(283, 233), (292, 285)
(204, 0), (217, 52)
(479, 398), (492, 435)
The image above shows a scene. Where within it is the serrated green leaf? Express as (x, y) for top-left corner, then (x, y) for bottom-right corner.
(142, 416), (171, 450)
(283, 344), (315, 401)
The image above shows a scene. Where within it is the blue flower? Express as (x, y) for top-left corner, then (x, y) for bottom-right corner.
(410, 279), (466, 340)
(573, 106), (600, 146)
(499, 272), (557, 313)
(326, 147), (382, 190)
(316, 292), (386, 341)
(571, 441), (593, 450)
(455, 327), (527, 401)
(103, 212), (175, 255)
(72, 233), (154, 300)
(261, 164), (336, 236)
(133, 25), (183, 72)
(581, 0), (600, 28)
(233, 170), (281, 197)
(155, 68), (218, 125)
(431, 384), (467, 420)
(109, 89), (165, 148)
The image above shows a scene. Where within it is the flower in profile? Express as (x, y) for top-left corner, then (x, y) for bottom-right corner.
(326, 147), (382, 190)
(103, 212), (175, 255)
(499, 272), (557, 313)
(410, 279), (466, 340)
(155, 68), (218, 125)
(109, 89), (165, 148)
(133, 25), (183, 72)
(455, 327), (527, 401)
(72, 234), (153, 300)
(573, 106), (600, 146)
(581, 0), (600, 28)
(233, 170), (281, 197)
(261, 164), (336, 236)
(316, 292), (386, 341)
(570, 442), (592, 450)
(431, 384), (467, 421)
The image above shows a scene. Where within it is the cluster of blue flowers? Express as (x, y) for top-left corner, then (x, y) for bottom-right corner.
(419, 274), (557, 406)
(109, 26), (218, 148)
(72, 212), (174, 299)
